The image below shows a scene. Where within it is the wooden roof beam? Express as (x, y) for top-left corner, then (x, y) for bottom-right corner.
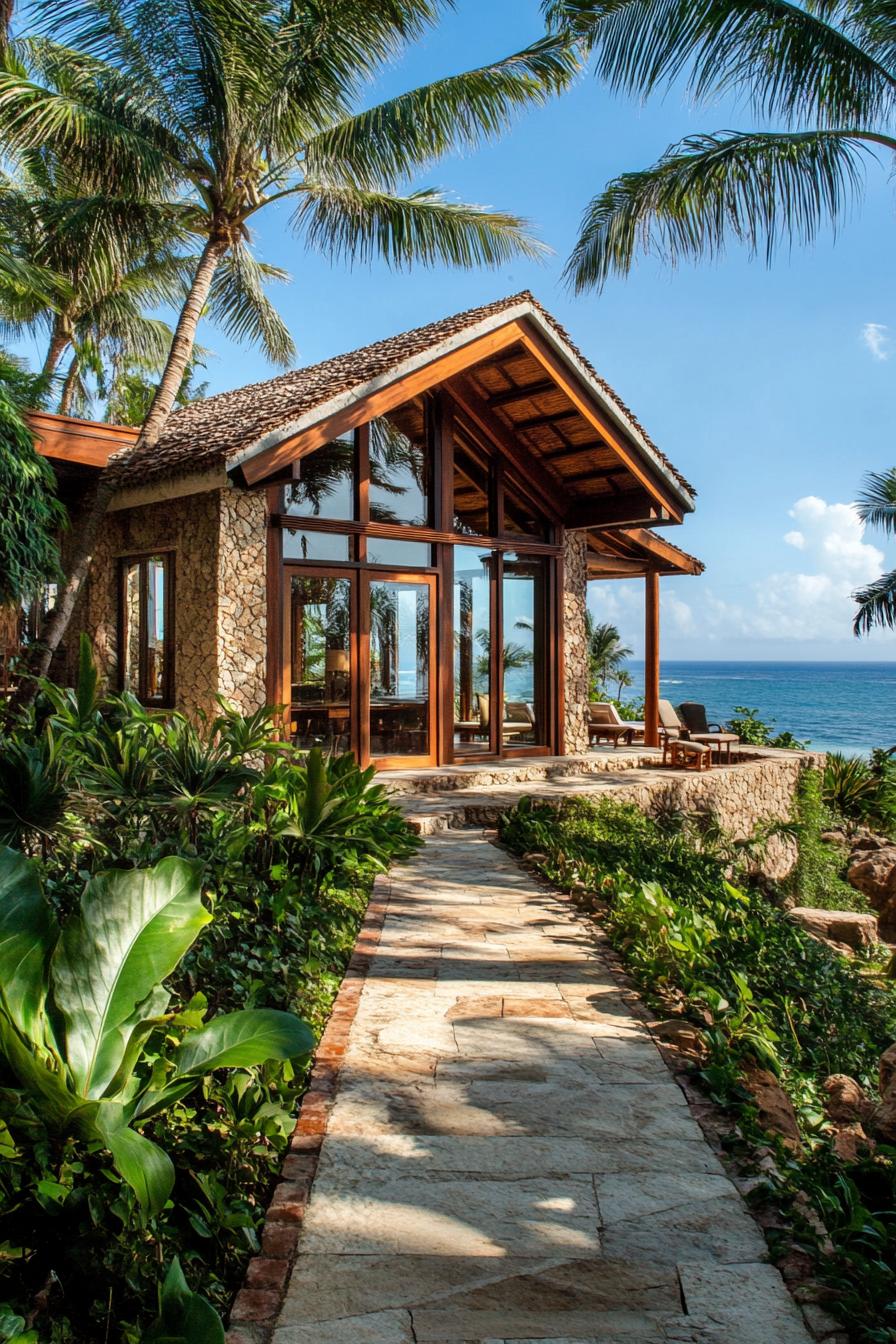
(447, 374), (568, 522)
(485, 377), (556, 408)
(508, 408), (580, 432)
(568, 489), (670, 529)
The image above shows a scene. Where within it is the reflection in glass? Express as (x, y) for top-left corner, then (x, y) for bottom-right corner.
(453, 549), (492, 754)
(365, 537), (431, 568)
(283, 433), (355, 519)
(145, 556), (167, 702)
(121, 555), (169, 704)
(369, 399), (430, 527)
(290, 576), (352, 752)
(369, 580), (430, 757)
(453, 440), (490, 536)
(122, 561), (141, 695)
(283, 529), (351, 562)
(501, 553), (545, 746)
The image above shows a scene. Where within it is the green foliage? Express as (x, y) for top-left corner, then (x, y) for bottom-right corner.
(0, 383), (65, 607)
(141, 1259), (224, 1344)
(823, 751), (896, 833)
(0, 850), (312, 1215)
(788, 768), (868, 911)
(584, 612), (632, 697)
(0, 648), (418, 1339)
(500, 793), (896, 1341)
(853, 468), (896, 636)
(725, 705), (807, 749)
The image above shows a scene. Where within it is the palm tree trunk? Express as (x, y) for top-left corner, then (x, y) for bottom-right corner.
(58, 356), (79, 414)
(11, 235), (229, 710)
(41, 318), (70, 383)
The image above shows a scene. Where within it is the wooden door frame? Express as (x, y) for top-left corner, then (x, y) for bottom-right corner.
(281, 564), (360, 759)
(363, 568), (439, 770)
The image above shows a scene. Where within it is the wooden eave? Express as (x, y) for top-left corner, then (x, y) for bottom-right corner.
(231, 311), (693, 533)
(29, 409), (138, 470)
(587, 526), (704, 577)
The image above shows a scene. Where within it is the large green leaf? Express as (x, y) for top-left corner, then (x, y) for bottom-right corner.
(0, 1016), (80, 1132)
(0, 848), (58, 1042)
(105, 1124), (175, 1216)
(50, 857), (207, 1098)
(173, 1009), (314, 1077)
(142, 1258), (225, 1344)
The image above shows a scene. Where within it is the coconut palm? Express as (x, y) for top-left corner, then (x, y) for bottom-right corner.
(585, 611), (632, 695)
(0, 152), (294, 415)
(544, 0), (896, 289)
(853, 467), (896, 634)
(1, 0), (578, 695)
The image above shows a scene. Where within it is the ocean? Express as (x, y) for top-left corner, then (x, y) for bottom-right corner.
(617, 661), (896, 756)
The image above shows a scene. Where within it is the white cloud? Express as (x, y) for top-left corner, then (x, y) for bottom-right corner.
(587, 496), (890, 649)
(862, 322), (890, 361)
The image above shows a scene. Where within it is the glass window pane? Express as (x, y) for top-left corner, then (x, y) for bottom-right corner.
(289, 576), (352, 753)
(369, 399), (430, 527)
(145, 556), (167, 703)
(453, 442), (490, 536)
(122, 561), (141, 694)
(453, 549), (493, 755)
(369, 580), (430, 757)
(283, 433), (355, 520)
(501, 552), (546, 746)
(365, 537), (431, 568)
(283, 529), (352, 562)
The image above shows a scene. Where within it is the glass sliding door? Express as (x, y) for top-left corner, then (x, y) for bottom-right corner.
(501, 552), (547, 748)
(367, 574), (435, 766)
(453, 549), (494, 755)
(287, 571), (353, 753)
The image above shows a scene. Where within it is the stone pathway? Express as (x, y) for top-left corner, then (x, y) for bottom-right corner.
(272, 830), (813, 1344)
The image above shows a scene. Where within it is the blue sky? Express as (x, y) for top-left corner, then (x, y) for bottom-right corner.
(18, 0), (896, 661)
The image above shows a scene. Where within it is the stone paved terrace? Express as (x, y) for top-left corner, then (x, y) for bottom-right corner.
(270, 829), (814, 1344)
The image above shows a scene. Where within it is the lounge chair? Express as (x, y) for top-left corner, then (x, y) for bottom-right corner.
(478, 693), (536, 741)
(588, 702), (644, 748)
(677, 701), (740, 763)
(658, 699), (684, 741)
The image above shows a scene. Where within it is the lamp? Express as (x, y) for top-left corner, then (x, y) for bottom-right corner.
(325, 648), (350, 699)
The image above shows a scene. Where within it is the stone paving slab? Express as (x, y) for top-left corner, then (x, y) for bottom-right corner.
(272, 830), (812, 1344)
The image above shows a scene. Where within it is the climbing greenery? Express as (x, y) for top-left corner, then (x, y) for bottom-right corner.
(0, 647), (419, 1341)
(0, 382), (65, 607)
(499, 794), (896, 1343)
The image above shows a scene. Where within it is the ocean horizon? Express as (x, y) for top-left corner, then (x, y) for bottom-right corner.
(616, 659), (896, 756)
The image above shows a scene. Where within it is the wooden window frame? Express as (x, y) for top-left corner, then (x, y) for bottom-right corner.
(117, 551), (175, 707)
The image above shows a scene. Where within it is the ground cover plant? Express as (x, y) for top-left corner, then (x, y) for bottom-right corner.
(500, 793), (896, 1343)
(0, 641), (418, 1341)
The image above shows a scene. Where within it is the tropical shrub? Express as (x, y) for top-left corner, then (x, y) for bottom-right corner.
(0, 647), (418, 1340)
(788, 768), (867, 912)
(499, 795), (896, 1342)
(823, 751), (896, 834)
(725, 705), (807, 750)
(0, 850), (312, 1215)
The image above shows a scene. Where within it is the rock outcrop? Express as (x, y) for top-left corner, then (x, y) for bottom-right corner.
(787, 907), (878, 951)
(846, 842), (896, 940)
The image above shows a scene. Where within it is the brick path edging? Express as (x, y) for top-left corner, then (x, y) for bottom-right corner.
(225, 872), (392, 1344)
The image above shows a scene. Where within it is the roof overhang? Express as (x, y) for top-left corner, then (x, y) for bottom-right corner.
(28, 409), (139, 469)
(587, 526), (703, 577)
(229, 301), (694, 529)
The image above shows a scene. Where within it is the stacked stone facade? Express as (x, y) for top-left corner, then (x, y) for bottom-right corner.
(71, 485), (267, 719)
(562, 530), (590, 754)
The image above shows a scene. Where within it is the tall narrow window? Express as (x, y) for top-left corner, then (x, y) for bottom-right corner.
(119, 554), (173, 705)
(369, 398), (431, 527)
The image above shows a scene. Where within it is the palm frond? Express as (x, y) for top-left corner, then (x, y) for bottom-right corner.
(295, 182), (549, 269)
(566, 128), (870, 290)
(206, 245), (295, 367)
(305, 35), (581, 190)
(544, 0), (896, 129)
(856, 467), (896, 533)
(853, 569), (896, 633)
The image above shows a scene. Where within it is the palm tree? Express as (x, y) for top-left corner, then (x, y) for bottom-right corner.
(2, 1), (578, 694)
(585, 611), (632, 695)
(544, 0), (896, 289)
(853, 468), (896, 634)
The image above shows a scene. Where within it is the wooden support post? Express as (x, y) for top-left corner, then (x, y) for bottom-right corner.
(644, 568), (660, 748)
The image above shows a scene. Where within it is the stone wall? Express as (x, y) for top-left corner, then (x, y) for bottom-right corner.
(68, 484), (269, 719)
(562, 529), (590, 754)
(216, 489), (268, 714)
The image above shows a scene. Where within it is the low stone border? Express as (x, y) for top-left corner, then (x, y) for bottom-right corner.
(225, 873), (391, 1344)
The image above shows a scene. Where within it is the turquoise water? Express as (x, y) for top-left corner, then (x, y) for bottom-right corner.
(620, 661), (896, 756)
